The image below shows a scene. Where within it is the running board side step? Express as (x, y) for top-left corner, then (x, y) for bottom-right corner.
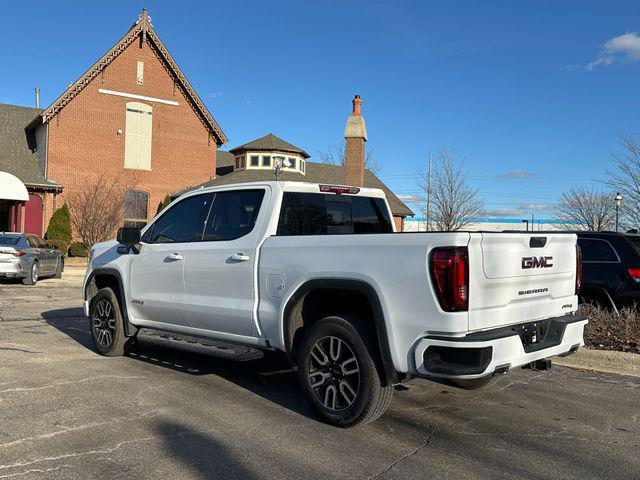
(136, 329), (264, 362)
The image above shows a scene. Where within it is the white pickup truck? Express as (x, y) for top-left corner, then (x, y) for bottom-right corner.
(84, 181), (586, 426)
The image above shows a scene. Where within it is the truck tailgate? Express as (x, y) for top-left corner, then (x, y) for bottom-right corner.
(467, 233), (578, 331)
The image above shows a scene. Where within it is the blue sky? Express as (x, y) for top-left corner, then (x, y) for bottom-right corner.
(2, 1), (639, 219)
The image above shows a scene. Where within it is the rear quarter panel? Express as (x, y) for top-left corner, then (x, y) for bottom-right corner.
(258, 232), (471, 373)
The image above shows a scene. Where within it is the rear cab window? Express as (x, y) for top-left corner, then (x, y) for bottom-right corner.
(277, 192), (393, 235)
(577, 238), (619, 262)
(0, 235), (21, 246)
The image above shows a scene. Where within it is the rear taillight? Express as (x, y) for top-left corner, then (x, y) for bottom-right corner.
(430, 247), (469, 312)
(628, 268), (640, 283)
(575, 245), (582, 294)
(11, 251), (25, 257)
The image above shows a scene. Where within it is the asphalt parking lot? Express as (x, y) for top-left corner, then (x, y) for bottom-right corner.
(0, 268), (639, 480)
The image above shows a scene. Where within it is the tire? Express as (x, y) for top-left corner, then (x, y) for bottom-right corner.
(22, 261), (39, 285)
(297, 315), (393, 427)
(53, 258), (63, 279)
(89, 287), (134, 357)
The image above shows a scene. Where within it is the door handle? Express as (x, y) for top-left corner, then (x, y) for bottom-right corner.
(167, 252), (183, 261)
(230, 253), (250, 262)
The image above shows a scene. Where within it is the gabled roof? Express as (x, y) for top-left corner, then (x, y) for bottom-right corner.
(28, 10), (227, 145)
(229, 133), (310, 158)
(0, 103), (61, 190)
(173, 161), (414, 217)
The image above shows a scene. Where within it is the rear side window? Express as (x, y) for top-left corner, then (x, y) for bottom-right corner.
(277, 192), (393, 235)
(203, 189), (265, 241)
(145, 193), (213, 244)
(578, 238), (619, 262)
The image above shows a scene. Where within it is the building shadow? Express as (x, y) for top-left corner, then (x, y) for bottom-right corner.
(42, 307), (317, 421)
(154, 419), (260, 480)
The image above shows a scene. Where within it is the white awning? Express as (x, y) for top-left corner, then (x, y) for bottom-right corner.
(0, 172), (29, 202)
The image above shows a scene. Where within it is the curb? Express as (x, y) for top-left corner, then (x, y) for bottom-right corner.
(553, 347), (640, 378)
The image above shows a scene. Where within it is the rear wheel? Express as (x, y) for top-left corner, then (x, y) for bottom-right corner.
(297, 315), (393, 427)
(89, 287), (134, 356)
(22, 262), (38, 285)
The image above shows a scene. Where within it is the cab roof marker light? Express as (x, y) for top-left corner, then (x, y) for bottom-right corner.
(319, 185), (360, 195)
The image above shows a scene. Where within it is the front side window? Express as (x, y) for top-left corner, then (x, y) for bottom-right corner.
(263, 155), (271, 167)
(145, 193), (213, 244)
(277, 193), (393, 235)
(203, 190), (265, 241)
(578, 238), (619, 262)
(250, 155), (260, 167)
(288, 157), (297, 169)
(124, 102), (152, 170)
(124, 190), (149, 228)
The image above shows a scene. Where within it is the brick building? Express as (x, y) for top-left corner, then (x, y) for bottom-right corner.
(0, 10), (226, 236)
(1, 10), (412, 236)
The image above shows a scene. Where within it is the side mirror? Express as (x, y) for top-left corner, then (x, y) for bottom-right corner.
(117, 227), (141, 245)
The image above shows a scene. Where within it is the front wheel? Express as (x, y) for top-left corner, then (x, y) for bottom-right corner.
(297, 315), (393, 427)
(89, 287), (134, 357)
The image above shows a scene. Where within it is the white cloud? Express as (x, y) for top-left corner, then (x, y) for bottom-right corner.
(208, 91), (224, 99)
(397, 194), (424, 203)
(586, 32), (640, 70)
(483, 208), (525, 217)
(561, 63), (580, 72)
(499, 169), (535, 179)
(519, 203), (554, 211)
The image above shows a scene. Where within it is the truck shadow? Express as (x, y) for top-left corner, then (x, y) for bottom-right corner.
(42, 307), (318, 422)
(154, 419), (261, 479)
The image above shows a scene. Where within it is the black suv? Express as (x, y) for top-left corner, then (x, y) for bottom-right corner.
(576, 231), (640, 311)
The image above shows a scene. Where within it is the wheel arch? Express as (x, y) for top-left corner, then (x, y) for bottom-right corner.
(85, 268), (138, 336)
(282, 278), (397, 385)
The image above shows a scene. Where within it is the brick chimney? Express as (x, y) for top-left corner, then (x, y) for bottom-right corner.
(344, 94), (367, 186)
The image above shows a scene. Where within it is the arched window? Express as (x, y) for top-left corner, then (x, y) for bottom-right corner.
(124, 102), (152, 170)
(124, 190), (149, 228)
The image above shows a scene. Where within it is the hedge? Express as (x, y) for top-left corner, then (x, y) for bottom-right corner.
(45, 204), (72, 244)
(69, 242), (89, 257)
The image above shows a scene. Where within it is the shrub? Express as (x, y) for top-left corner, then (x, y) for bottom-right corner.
(45, 204), (72, 244)
(69, 241), (89, 257)
(579, 303), (640, 354)
(156, 195), (172, 215)
(46, 239), (69, 256)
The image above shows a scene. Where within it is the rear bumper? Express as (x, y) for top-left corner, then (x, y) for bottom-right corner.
(413, 314), (587, 380)
(0, 261), (25, 277)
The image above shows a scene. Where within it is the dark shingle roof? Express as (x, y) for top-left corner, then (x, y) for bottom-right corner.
(176, 161), (414, 217)
(0, 103), (61, 189)
(215, 150), (235, 176)
(229, 133), (310, 158)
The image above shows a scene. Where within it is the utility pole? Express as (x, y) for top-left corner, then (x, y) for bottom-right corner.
(425, 151), (432, 232)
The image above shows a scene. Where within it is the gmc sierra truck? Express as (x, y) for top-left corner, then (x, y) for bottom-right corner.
(84, 181), (586, 427)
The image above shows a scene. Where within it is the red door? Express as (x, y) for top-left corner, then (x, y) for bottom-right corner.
(24, 194), (43, 236)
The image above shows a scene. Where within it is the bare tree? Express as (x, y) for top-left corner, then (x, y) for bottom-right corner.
(318, 143), (381, 174)
(67, 174), (137, 246)
(555, 187), (614, 231)
(419, 150), (484, 231)
(603, 135), (640, 229)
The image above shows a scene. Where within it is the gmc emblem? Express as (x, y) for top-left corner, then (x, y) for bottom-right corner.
(522, 256), (553, 269)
